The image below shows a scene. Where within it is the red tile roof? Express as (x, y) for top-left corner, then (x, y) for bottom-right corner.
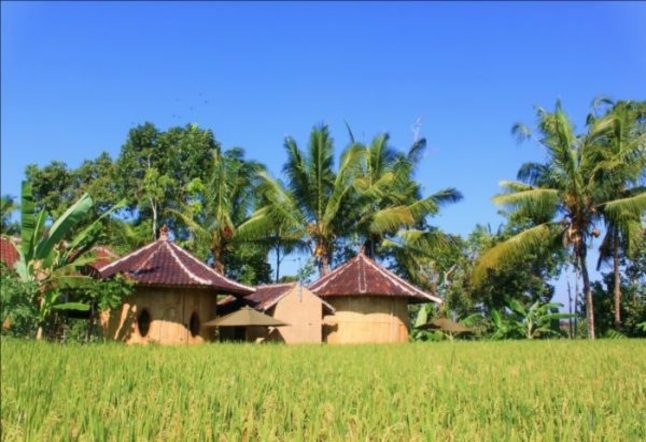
(0, 236), (20, 271)
(89, 246), (120, 270)
(99, 231), (254, 296)
(308, 252), (442, 304)
(249, 283), (297, 310)
(218, 282), (335, 314)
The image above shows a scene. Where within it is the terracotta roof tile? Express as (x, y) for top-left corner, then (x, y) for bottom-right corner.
(99, 235), (254, 295)
(250, 283), (297, 310)
(308, 252), (442, 304)
(219, 282), (336, 313)
(89, 246), (120, 270)
(0, 237), (19, 271)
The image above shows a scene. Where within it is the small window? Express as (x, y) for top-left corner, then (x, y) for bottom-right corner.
(189, 312), (200, 337)
(137, 309), (151, 337)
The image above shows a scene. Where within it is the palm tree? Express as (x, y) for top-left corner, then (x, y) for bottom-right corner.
(1, 195), (20, 236)
(171, 147), (265, 274)
(345, 128), (462, 259)
(237, 172), (309, 282)
(239, 125), (362, 276)
(591, 99), (646, 330)
(474, 100), (646, 339)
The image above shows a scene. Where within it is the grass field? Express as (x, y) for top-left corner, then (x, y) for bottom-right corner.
(1, 339), (645, 441)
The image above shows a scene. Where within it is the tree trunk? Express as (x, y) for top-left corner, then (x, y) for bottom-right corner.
(150, 199), (158, 241)
(86, 303), (95, 343)
(36, 296), (45, 340)
(319, 253), (330, 276)
(275, 245), (281, 283)
(613, 229), (621, 330)
(578, 246), (595, 339)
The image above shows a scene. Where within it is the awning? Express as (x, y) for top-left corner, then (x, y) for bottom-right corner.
(204, 306), (289, 327)
(416, 317), (471, 333)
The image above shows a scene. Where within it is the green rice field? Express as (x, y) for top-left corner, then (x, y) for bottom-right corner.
(2, 339), (645, 441)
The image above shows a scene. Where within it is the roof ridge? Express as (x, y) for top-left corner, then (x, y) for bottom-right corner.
(131, 242), (165, 276)
(366, 256), (442, 302)
(168, 241), (256, 292)
(98, 239), (160, 273)
(256, 282), (296, 289)
(308, 253), (357, 291)
(165, 241), (212, 285)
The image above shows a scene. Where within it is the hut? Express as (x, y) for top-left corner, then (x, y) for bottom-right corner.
(309, 251), (442, 344)
(217, 282), (334, 344)
(98, 227), (254, 345)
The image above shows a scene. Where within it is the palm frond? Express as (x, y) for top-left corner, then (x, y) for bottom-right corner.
(473, 223), (556, 287)
(602, 191), (646, 222)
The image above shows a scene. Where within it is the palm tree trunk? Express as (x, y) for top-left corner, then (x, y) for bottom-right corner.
(578, 246), (595, 339)
(319, 253), (330, 276)
(275, 244), (281, 282)
(613, 229), (621, 330)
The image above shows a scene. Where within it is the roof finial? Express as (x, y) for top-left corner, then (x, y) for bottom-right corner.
(358, 244), (365, 255)
(159, 225), (170, 240)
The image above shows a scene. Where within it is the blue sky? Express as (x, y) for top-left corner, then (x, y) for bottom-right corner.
(2, 2), (645, 301)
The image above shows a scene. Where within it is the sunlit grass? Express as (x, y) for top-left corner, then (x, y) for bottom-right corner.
(2, 339), (645, 441)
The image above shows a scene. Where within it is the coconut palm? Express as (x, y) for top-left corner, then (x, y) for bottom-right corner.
(236, 172), (309, 282)
(345, 129), (462, 258)
(171, 148), (265, 274)
(591, 99), (646, 329)
(239, 125), (363, 276)
(1, 195), (20, 236)
(474, 100), (646, 339)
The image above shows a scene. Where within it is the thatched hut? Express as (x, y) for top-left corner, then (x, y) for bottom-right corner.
(98, 227), (254, 345)
(217, 282), (334, 344)
(309, 251), (442, 344)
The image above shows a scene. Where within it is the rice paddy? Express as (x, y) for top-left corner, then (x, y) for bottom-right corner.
(2, 339), (645, 441)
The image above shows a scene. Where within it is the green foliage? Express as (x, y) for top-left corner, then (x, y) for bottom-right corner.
(115, 122), (220, 242)
(169, 147), (270, 284)
(1, 195), (20, 235)
(14, 181), (124, 339)
(0, 265), (38, 337)
(221, 243), (272, 286)
(475, 99), (646, 339)
(591, 274), (646, 338)
(488, 300), (571, 340)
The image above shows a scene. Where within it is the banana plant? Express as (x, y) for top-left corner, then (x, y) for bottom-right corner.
(14, 181), (123, 339)
(507, 299), (573, 339)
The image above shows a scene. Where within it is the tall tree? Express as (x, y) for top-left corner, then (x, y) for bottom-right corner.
(474, 100), (646, 339)
(345, 129), (462, 259)
(239, 124), (362, 276)
(25, 153), (120, 238)
(114, 122), (219, 241)
(591, 99), (646, 329)
(171, 147), (266, 275)
(236, 171), (309, 281)
(1, 195), (20, 236)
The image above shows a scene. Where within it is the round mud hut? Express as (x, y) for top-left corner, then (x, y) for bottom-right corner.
(98, 226), (255, 345)
(308, 251), (442, 344)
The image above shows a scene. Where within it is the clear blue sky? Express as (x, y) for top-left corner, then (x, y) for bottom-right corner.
(2, 2), (645, 301)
